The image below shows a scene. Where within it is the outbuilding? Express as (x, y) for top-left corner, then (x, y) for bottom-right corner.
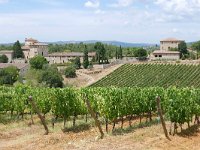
(152, 50), (180, 60)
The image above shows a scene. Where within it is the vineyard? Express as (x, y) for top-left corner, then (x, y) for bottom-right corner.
(91, 64), (200, 88)
(1, 85), (200, 136)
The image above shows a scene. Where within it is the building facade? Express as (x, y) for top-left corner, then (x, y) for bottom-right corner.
(22, 38), (48, 60)
(152, 50), (180, 60)
(47, 52), (96, 64)
(22, 38), (96, 64)
(151, 38), (182, 60)
(160, 38), (184, 51)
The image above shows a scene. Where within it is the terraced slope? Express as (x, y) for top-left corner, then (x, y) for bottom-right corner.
(91, 63), (200, 88)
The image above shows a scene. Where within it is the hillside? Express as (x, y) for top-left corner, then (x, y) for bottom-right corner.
(91, 63), (200, 88)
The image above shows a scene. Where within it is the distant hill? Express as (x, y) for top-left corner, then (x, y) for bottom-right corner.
(47, 40), (156, 48)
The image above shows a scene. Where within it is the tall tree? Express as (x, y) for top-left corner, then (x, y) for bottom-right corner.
(118, 45), (123, 59)
(178, 41), (188, 58)
(83, 45), (89, 69)
(74, 57), (81, 69)
(13, 40), (24, 58)
(94, 42), (106, 64)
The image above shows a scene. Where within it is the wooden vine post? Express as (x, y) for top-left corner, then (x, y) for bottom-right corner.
(156, 96), (171, 140)
(84, 95), (104, 139)
(28, 96), (49, 135)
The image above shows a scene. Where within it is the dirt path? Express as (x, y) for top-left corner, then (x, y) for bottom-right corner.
(63, 64), (122, 87)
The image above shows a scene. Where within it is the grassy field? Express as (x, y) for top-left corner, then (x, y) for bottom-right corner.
(92, 63), (200, 88)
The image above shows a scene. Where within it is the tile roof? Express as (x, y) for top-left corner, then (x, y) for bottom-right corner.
(0, 63), (29, 70)
(160, 38), (183, 42)
(48, 52), (96, 57)
(0, 50), (13, 54)
(153, 50), (180, 54)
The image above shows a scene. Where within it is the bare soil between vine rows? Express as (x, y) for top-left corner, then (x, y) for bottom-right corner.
(0, 116), (200, 150)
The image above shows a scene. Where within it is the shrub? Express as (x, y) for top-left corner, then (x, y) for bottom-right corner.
(65, 66), (76, 78)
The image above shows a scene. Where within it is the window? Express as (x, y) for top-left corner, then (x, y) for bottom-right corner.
(159, 55), (162, 57)
(155, 55), (158, 57)
(42, 52), (43, 56)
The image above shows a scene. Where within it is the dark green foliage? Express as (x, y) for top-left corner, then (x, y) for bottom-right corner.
(94, 42), (107, 64)
(83, 46), (89, 69)
(65, 66), (76, 78)
(0, 55), (8, 63)
(0, 66), (19, 85)
(134, 48), (147, 58)
(192, 41), (200, 51)
(29, 56), (48, 69)
(178, 41), (188, 58)
(75, 57), (81, 69)
(39, 65), (63, 88)
(13, 41), (24, 58)
(118, 45), (123, 59)
(115, 46), (123, 59)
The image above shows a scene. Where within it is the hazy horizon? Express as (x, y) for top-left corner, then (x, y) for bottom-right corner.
(0, 0), (200, 43)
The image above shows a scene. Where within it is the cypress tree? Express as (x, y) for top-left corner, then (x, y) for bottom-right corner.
(119, 45), (123, 59)
(13, 40), (24, 58)
(83, 45), (89, 69)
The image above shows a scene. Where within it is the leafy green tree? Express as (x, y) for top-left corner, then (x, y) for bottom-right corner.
(65, 66), (76, 78)
(83, 46), (89, 69)
(134, 48), (147, 58)
(13, 41), (24, 58)
(191, 41), (200, 51)
(178, 41), (188, 58)
(39, 65), (63, 88)
(0, 66), (19, 85)
(74, 57), (81, 69)
(29, 56), (48, 69)
(94, 42), (107, 64)
(191, 41), (200, 58)
(0, 55), (8, 63)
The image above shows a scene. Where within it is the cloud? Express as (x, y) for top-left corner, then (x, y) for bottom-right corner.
(109, 0), (134, 8)
(154, 0), (200, 15)
(84, 0), (100, 8)
(95, 9), (105, 14)
(0, 0), (9, 4)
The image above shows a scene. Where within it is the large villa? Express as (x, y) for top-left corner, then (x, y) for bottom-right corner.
(0, 38), (96, 64)
(151, 38), (183, 60)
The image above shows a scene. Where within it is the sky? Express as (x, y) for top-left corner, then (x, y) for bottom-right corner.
(0, 0), (200, 43)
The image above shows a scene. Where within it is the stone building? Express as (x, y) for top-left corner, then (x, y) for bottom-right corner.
(0, 50), (13, 63)
(22, 38), (48, 60)
(160, 38), (183, 51)
(151, 38), (182, 60)
(47, 52), (96, 64)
